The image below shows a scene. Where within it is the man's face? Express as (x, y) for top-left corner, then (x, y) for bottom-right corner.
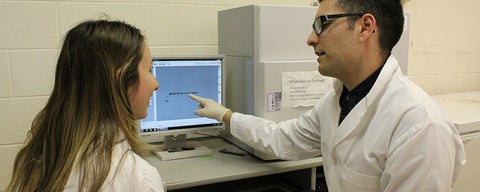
(307, 0), (358, 80)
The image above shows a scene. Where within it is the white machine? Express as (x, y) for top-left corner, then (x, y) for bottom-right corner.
(218, 4), (410, 160)
(431, 91), (480, 192)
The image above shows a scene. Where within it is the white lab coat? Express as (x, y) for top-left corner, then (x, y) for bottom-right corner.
(64, 138), (165, 192)
(230, 56), (466, 192)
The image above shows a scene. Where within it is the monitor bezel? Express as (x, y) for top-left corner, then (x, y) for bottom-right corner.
(139, 55), (225, 144)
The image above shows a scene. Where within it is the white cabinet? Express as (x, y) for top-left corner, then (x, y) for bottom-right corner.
(456, 132), (480, 192)
(432, 91), (480, 192)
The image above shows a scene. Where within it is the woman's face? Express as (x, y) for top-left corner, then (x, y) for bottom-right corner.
(127, 42), (159, 119)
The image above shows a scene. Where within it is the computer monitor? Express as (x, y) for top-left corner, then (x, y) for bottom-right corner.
(139, 55), (225, 160)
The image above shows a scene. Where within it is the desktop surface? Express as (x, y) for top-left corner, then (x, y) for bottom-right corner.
(145, 138), (323, 190)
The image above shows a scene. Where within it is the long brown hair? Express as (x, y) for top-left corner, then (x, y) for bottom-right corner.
(7, 20), (153, 192)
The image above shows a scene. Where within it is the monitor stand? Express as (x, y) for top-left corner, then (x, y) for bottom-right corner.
(154, 134), (213, 161)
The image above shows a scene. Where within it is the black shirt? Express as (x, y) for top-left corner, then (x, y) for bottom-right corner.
(339, 65), (384, 125)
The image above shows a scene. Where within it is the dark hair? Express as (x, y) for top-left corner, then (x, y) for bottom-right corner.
(329, 0), (405, 56)
(7, 20), (152, 192)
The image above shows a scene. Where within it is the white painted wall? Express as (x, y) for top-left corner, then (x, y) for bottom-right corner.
(0, 0), (479, 190)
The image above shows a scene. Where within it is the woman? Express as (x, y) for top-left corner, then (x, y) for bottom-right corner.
(7, 20), (164, 192)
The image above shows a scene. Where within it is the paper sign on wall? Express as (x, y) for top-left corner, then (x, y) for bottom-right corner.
(282, 71), (331, 108)
(266, 92), (282, 112)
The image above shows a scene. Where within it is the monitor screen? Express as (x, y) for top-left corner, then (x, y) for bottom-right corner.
(139, 56), (224, 144)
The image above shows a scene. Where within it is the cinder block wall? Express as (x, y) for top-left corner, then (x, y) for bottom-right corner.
(1, 0), (479, 190)
(406, 0), (480, 94)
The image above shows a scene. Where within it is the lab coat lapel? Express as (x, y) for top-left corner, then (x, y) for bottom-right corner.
(327, 78), (364, 153)
(330, 56), (400, 154)
(332, 99), (367, 148)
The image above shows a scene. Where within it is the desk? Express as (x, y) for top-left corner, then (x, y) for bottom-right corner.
(145, 138), (323, 191)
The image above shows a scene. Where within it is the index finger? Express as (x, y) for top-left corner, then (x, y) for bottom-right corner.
(188, 94), (204, 103)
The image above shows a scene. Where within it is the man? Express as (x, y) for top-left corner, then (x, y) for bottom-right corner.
(189, 0), (465, 191)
